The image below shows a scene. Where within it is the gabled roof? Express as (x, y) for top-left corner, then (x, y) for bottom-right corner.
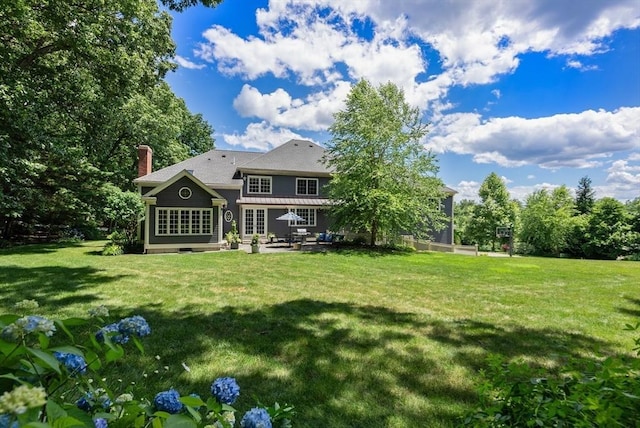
(142, 170), (226, 202)
(237, 139), (332, 176)
(134, 149), (261, 187)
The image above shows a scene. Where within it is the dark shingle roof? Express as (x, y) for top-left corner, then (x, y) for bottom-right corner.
(237, 139), (331, 175)
(134, 149), (262, 187)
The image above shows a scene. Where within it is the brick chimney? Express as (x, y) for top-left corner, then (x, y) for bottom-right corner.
(137, 145), (153, 177)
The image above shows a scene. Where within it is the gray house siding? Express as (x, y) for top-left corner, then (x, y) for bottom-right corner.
(216, 188), (241, 237)
(148, 176), (221, 246)
(243, 174), (330, 198)
(427, 194), (454, 244)
(239, 174), (331, 239)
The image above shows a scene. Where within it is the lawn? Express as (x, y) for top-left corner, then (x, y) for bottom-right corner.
(1, 242), (638, 427)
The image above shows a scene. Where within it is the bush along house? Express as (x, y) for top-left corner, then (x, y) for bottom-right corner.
(134, 139), (455, 254)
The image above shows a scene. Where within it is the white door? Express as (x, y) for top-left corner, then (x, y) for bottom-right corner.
(244, 208), (266, 236)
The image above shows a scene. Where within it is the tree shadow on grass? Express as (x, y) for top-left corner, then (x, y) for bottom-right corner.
(0, 265), (130, 310)
(0, 241), (85, 256)
(617, 295), (640, 318)
(106, 299), (616, 428)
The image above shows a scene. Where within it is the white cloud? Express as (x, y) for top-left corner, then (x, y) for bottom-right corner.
(604, 159), (640, 200)
(565, 59), (598, 71)
(452, 180), (481, 201)
(174, 55), (206, 70)
(427, 107), (640, 169)
(222, 121), (314, 151)
(232, 82), (351, 131)
(192, 0), (639, 123)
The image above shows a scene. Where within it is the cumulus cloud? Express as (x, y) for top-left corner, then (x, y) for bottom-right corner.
(427, 107), (640, 169)
(232, 82), (351, 131)
(175, 55), (206, 70)
(222, 121), (314, 151)
(604, 158), (640, 200)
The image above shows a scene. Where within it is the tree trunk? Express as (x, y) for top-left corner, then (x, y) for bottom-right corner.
(370, 218), (378, 246)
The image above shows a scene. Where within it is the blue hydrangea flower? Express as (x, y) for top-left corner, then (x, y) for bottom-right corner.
(1, 316), (56, 341)
(210, 377), (240, 405)
(93, 418), (108, 428)
(53, 351), (87, 375)
(0, 414), (19, 428)
(153, 389), (182, 414)
(240, 408), (272, 428)
(118, 315), (151, 337)
(76, 392), (111, 412)
(76, 396), (91, 412)
(95, 323), (129, 344)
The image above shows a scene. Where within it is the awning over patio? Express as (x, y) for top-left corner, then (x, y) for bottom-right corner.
(236, 197), (330, 206)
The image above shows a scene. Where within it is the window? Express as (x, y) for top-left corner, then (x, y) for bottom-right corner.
(247, 176), (271, 194)
(156, 208), (213, 235)
(296, 178), (318, 195)
(178, 187), (192, 199)
(290, 208), (316, 226)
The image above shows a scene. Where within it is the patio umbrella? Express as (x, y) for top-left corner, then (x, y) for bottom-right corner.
(276, 211), (305, 247)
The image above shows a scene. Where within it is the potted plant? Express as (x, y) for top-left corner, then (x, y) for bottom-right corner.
(225, 220), (240, 249)
(267, 232), (276, 244)
(250, 234), (260, 253)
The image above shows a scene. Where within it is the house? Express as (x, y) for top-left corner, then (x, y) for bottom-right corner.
(134, 139), (455, 254)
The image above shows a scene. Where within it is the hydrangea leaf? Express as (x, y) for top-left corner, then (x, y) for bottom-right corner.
(163, 414), (198, 428)
(54, 319), (75, 340)
(37, 332), (50, 350)
(50, 346), (85, 357)
(26, 347), (61, 374)
(131, 335), (145, 355)
(105, 345), (125, 363)
(183, 404), (202, 423)
(179, 396), (204, 407)
(83, 349), (102, 371)
(45, 399), (67, 420)
(0, 338), (20, 356)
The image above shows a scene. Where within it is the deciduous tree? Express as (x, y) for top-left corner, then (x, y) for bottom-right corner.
(519, 186), (575, 255)
(324, 80), (445, 246)
(469, 173), (518, 251)
(0, 0), (215, 239)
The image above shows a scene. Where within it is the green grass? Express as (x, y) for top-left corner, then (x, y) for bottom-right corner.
(1, 241), (638, 427)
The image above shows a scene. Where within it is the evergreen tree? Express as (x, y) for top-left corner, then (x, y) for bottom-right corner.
(575, 176), (596, 215)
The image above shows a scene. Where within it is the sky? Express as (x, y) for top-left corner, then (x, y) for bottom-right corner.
(164, 0), (640, 202)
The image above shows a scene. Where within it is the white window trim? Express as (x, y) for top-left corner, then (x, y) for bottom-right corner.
(155, 207), (214, 236)
(247, 175), (272, 195)
(242, 207), (268, 237)
(296, 178), (319, 196)
(178, 186), (192, 200)
(289, 208), (317, 227)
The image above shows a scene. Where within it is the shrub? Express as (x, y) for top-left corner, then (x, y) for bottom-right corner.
(0, 300), (294, 427)
(101, 242), (123, 256)
(461, 324), (640, 427)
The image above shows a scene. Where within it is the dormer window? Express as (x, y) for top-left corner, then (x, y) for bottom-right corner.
(296, 178), (318, 195)
(248, 176), (272, 194)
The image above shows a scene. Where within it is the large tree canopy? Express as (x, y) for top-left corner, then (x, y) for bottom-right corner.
(0, 0), (215, 238)
(519, 186), (575, 255)
(324, 80), (445, 246)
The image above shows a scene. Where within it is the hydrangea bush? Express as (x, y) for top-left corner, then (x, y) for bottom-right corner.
(0, 301), (294, 427)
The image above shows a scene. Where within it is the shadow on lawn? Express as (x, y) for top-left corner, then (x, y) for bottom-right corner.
(617, 295), (640, 318)
(113, 299), (614, 428)
(0, 265), (129, 310)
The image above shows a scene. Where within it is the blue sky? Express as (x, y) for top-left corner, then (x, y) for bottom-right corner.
(165, 0), (640, 202)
